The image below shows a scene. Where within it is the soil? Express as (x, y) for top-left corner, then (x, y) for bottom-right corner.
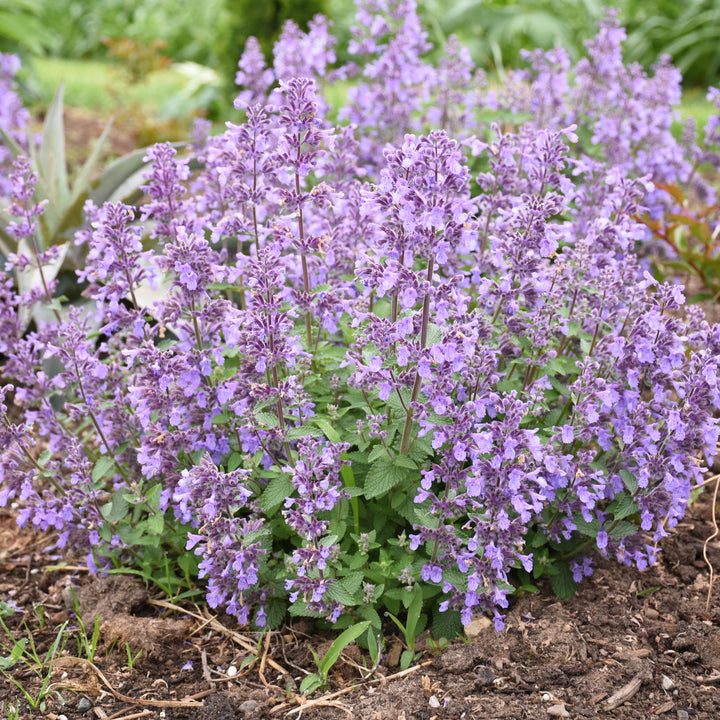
(2, 491), (720, 720)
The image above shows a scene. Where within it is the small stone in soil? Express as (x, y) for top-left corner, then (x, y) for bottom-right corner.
(547, 704), (571, 718)
(77, 696), (93, 713)
(239, 699), (258, 716)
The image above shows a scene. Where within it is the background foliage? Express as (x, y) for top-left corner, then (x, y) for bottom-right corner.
(1, 0), (718, 93)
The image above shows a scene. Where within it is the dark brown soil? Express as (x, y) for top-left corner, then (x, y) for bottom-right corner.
(2, 491), (720, 720)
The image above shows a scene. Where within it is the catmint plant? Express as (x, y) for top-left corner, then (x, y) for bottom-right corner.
(1, 0), (719, 645)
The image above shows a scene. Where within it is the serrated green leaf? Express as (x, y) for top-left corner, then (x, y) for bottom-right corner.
(260, 475), (293, 514)
(547, 374), (571, 397)
(545, 355), (579, 375)
(92, 456), (116, 482)
(425, 323), (444, 346)
(148, 512), (165, 535)
(368, 444), (390, 463)
(344, 486), (364, 497)
(37, 449), (53, 467)
(361, 606), (383, 629)
(254, 411), (279, 429)
(146, 483), (161, 510)
(385, 389), (412, 414)
(619, 469), (638, 493)
(408, 435), (434, 461)
(339, 571), (364, 594)
(364, 457), (409, 499)
(550, 562), (578, 599)
(263, 599), (288, 629)
(287, 425), (323, 440)
(608, 520), (638, 540)
(573, 515), (601, 538)
(288, 598), (322, 617)
(325, 578), (360, 606)
(432, 607), (462, 641)
(394, 455), (417, 470)
(608, 493), (639, 521)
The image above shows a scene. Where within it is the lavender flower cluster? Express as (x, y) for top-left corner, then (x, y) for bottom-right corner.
(1, 0), (720, 634)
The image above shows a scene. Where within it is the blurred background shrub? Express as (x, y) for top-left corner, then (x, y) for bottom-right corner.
(2, 0), (717, 95)
(420, 0), (720, 87)
(32, 0), (228, 67)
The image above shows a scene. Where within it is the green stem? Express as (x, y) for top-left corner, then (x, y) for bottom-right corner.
(399, 257), (434, 456)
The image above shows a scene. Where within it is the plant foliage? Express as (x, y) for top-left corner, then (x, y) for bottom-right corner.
(1, 1), (719, 650)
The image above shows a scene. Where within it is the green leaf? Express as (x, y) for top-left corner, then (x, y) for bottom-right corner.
(286, 425), (323, 440)
(550, 562), (578, 599)
(366, 627), (379, 666)
(432, 607), (462, 641)
(254, 411), (279, 429)
(573, 515), (601, 538)
(311, 417), (340, 443)
(37, 449), (53, 468)
(619, 469), (638, 494)
(299, 673), (323, 695)
(608, 493), (639, 521)
(318, 620), (372, 678)
(404, 586), (423, 646)
(364, 457), (409, 499)
(547, 374), (571, 397)
(92, 456), (116, 482)
(361, 606), (383, 630)
(38, 84), (69, 226)
(338, 571), (364, 595)
(100, 489), (130, 523)
(148, 512), (165, 535)
(394, 455), (417, 470)
(608, 520), (638, 540)
(88, 145), (165, 206)
(425, 323), (444, 346)
(0, 638), (26, 670)
(260, 475), (293, 514)
(400, 649), (415, 670)
(325, 578), (360, 606)
(227, 452), (243, 472)
(367, 444), (390, 463)
(0, 13), (49, 54)
(68, 117), (114, 209)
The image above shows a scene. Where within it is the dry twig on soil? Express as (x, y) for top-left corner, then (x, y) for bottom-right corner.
(703, 473), (720, 611)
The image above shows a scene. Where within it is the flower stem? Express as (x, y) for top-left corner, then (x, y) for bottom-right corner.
(400, 256), (434, 456)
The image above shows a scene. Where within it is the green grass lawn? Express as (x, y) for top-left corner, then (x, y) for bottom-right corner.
(29, 56), (194, 113)
(680, 87), (716, 135)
